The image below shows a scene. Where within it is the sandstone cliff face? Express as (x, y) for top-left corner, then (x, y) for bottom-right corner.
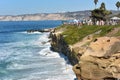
(73, 37), (120, 80)
(0, 13), (73, 21)
(50, 30), (78, 65)
(50, 26), (120, 80)
(0, 10), (92, 21)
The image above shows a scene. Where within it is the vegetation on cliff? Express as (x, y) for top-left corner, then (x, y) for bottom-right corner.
(56, 24), (120, 45)
(51, 24), (120, 79)
(51, 0), (120, 79)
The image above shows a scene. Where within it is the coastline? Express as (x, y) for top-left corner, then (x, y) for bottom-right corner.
(49, 30), (78, 65)
(0, 21), (77, 80)
(50, 24), (120, 80)
(26, 30), (77, 80)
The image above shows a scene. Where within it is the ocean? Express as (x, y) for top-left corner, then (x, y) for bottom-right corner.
(0, 21), (76, 80)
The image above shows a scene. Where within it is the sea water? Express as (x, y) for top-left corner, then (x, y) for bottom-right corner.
(0, 21), (76, 80)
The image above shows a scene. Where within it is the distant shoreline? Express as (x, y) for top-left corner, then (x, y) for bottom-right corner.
(0, 10), (119, 21)
(0, 10), (92, 21)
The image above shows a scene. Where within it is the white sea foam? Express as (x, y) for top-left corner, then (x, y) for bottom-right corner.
(39, 47), (60, 58)
(0, 47), (14, 61)
(7, 64), (28, 70)
(39, 48), (76, 80)
(33, 32), (51, 47)
(38, 33), (76, 80)
(38, 32), (50, 42)
(27, 32), (42, 34)
(17, 31), (42, 34)
(0, 32), (76, 80)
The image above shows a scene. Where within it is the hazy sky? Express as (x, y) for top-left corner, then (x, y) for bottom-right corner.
(0, 0), (119, 15)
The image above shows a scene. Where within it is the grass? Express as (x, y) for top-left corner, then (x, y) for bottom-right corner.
(114, 30), (120, 36)
(56, 24), (120, 45)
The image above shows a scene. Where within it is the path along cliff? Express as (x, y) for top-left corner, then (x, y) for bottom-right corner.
(50, 24), (120, 80)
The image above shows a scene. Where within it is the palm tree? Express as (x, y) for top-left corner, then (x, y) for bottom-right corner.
(116, 1), (120, 11)
(94, 0), (98, 9)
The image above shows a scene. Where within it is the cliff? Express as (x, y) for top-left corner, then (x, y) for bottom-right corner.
(50, 24), (120, 80)
(0, 11), (91, 21)
(0, 13), (70, 21)
(73, 37), (120, 80)
(50, 30), (78, 65)
(0, 10), (119, 21)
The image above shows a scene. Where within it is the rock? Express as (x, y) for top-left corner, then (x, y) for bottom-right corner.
(27, 28), (53, 33)
(73, 37), (120, 80)
(73, 64), (81, 80)
(50, 27), (120, 80)
(50, 31), (78, 65)
(83, 37), (120, 58)
(41, 41), (46, 45)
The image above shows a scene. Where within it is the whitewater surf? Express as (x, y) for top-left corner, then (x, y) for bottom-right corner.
(0, 21), (76, 80)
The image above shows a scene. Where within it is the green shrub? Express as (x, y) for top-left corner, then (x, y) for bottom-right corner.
(56, 24), (120, 45)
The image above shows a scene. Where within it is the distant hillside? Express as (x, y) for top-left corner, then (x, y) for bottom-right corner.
(109, 10), (120, 17)
(0, 10), (119, 21)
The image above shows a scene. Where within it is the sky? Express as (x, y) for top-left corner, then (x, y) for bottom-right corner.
(0, 0), (119, 15)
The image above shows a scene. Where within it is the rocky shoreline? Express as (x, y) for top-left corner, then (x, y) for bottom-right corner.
(50, 27), (120, 80)
(27, 28), (54, 33)
(50, 30), (78, 65)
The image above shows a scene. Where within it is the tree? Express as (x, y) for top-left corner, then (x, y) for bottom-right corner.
(94, 0), (98, 9)
(91, 2), (112, 24)
(91, 9), (111, 20)
(116, 1), (120, 11)
(100, 2), (106, 10)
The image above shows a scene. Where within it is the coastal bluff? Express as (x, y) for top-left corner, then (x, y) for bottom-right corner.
(0, 11), (91, 21)
(50, 24), (120, 80)
(73, 37), (120, 80)
(50, 30), (78, 65)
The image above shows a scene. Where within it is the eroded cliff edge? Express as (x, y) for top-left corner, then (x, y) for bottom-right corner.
(50, 24), (120, 80)
(50, 29), (79, 65)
